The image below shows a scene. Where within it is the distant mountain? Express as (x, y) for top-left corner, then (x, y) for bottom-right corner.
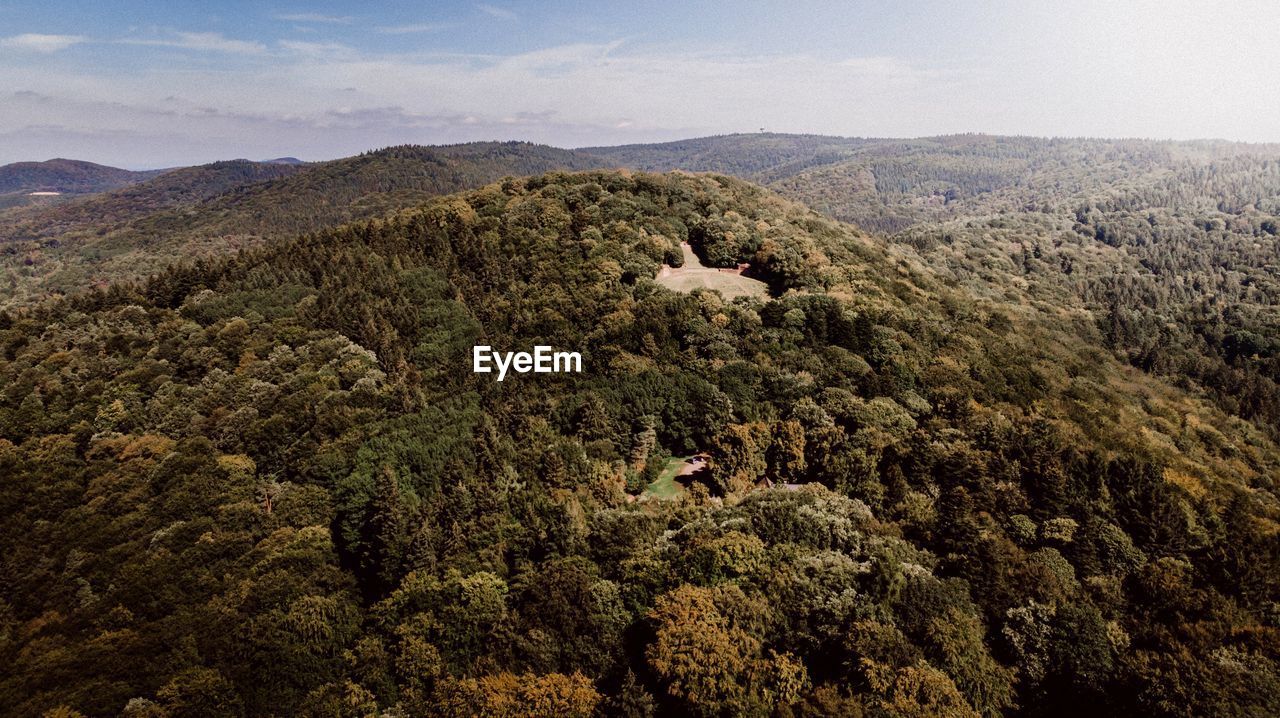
(584, 132), (877, 179)
(0, 158), (160, 194)
(263, 157), (306, 165)
(0, 158), (165, 210)
(0, 142), (604, 306)
(0, 160), (306, 244)
(586, 133), (1280, 233)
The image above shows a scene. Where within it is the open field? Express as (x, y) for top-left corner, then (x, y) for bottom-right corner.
(643, 455), (690, 498)
(643, 454), (709, 498)
(656, 242), (769, 300)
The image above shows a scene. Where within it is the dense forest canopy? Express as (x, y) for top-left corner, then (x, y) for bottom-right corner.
(0, 143), (604, 308)
(2, 164), (1278, 716)
(593, 134), (1280, 442)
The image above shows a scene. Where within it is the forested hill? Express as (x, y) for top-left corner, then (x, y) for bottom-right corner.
(586, 133), (1280, 231)
(2, 170), (1277, 716)
(0, 159), (163, 210)
(590, 133), (1280, 456)
(585, 134), (880, 183)
(0, 142), (604, 308)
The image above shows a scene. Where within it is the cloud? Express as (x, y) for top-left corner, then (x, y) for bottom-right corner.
(375, 23), (451, 35)
(120, 31), (267, 55)
(476, 4), (517, 21)
(837, 56), (939, 81)
(275, 13), (353, 24)
(0, 42), (984, 165)
(0, 88), (672, 167)
(5, 6), (1280, 168)
(256, 43), (959, 144)
(0, 33), (87, 53)
(278, 40), (356, 58)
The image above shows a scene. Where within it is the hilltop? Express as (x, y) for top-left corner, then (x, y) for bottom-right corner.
(0, 142), (604, 307)
(1, 169), (1276, 716)
(0, 158), (164, 210)
(590, 133), (1280, 456)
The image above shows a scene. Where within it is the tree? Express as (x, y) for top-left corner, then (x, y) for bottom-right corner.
(708, 422), (769, 494)
(868, 661), (980, 718)
(768, 419), (808, 482)
(367, 466), (411, 595)
(647, 584), (807, 716)
(157, 668), (245, 718)
(431, 672), (601, 718)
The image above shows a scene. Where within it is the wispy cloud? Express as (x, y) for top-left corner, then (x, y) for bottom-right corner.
(5, 2), (1280, 168)
(0, 41), (969, 166)
(0, 33), (87, 53)
(120, 31), (267, 55)
(275, 13), (353, 24)
(278, 40), (356, 57)
(477, 4), (517, 21)
(375, 23), (451, 35)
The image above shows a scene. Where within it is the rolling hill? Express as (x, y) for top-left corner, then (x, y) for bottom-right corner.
(0, 158), (164, 211)
(0, 142), (604, 307)
(591, 133), (1280, 450)
(587, 133), (1280, 232)
(1, 168), (1277, 716)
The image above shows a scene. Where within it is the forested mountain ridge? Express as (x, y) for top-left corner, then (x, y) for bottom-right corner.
(0, 142), (604, 308)
(2, 170), (1277, 716)
(587, 133), (1280, 232)
(0, 159), (164, 211)
(591, 133), (1280, 449)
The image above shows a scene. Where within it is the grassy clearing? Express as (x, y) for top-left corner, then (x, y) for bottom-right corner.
(644, 455), (694, 498)
(656, 242), (769, 300)
(657, 271), (769, 300)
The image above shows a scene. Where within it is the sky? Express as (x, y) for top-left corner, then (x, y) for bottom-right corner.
(0, 0), (1277, 168)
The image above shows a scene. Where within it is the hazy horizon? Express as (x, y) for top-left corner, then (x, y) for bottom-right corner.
(3, 0), (1278, 167)
(15, 129), (1280, 173)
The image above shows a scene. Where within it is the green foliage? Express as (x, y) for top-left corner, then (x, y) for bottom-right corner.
(0, 158), (159, 209)
(0, 143), (604, 308)
(1, 165), (1278, 716)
